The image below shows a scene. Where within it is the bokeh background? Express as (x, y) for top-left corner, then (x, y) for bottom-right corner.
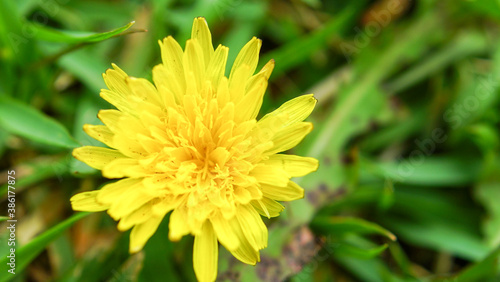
(1, 0), (500, 281)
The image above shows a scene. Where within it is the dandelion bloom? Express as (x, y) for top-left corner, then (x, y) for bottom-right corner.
(71, 17), (318, 282)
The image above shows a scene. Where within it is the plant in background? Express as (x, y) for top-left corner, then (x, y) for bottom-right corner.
(70, 17), (318, 282)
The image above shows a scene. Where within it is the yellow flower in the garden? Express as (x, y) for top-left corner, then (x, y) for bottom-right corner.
(70, 17), (318, 282)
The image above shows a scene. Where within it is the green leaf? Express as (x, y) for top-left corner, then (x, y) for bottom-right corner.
(380, 187), (490, 262)
(49, 235), (76, 278)
(388, 242), (417, 278)
(311, 216), (396, 241)
(466, 124), (500, 154)
(0, 97), (80, 149)
(334, 255), (416, 282)
(0, 216), (9, 222)
(365, 156), (483, 187)
(386, 217), (490, 261)
(330, 235), (391, 260)
(0, 212), (89, 281)
(32, 21), (136, 43)
(338, 243), (389, 260)
(474, 160), (500, 246)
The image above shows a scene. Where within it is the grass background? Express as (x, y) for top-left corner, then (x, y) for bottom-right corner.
(1, 0), (500, 281)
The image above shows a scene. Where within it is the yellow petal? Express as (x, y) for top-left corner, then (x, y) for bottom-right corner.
(262, 154), (319, 177)
(246, 59), (274, 92)
(234, 75), (267, 123)
(169, 207), (190, 241)
(258, 94), (316, 128)
(126, 77), (161, 105)
(233, 186), (252, 204)
(246, 185), (264, 200)
(251, 197), (284, 218)
(255, 59), (275, 80)
(117, 201), (153, 231)
(109, 63), (127, 77)
(228, 217), (260, 265)
(210, 215), (239, 251)
(206, 44), (228, 90)
(216, 77), (230, 107)
(250, 164), (289, 187)
(261, 181), (304, 201)
(191, 17), (214, 67)
(101, 65), (138, 114)
(159, 36), (186, 95)
(228, 64), (250, 103)
(265, 122), (313, 155)
(142, 174), (170, 190)
(114, 111), (150, 135)
(102, 65), (129, 97)
(135, 134), (162, 154)
(184, 71), (199, 103)
(72, 146), (127, 170)
(152, 64), (184, 104)
(112, 133), (148, 158)
(70, 191), (109, 211)
(235, 205), (267, 250)
(107, 186), (157, 221)
(151, 195), (183, 217)
(227, 37), (262, 104)
(102, 158), (148, 178)
(184, 39), (205, 92)
(156, 84), (178, 109)
(97, 109), (124, 133)
(129, 215), (164, 253)
(193, 221), (218, 282)
(100, 89), (133, 115)
(97, 178), (142, 205)
(229, 37), (261, 85)
(83, 124), (114, 148)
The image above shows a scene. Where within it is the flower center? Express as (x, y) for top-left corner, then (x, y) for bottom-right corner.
(143, 94), (263, 219)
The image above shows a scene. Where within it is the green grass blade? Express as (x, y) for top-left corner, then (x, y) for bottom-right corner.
(386, 32), (488, 94)
(306, 12), (438, 159)
(363, 156), (483, 187)
(33, 21), (136, 43)
(0, 97), (80, 149)
(260, 0), (367, 77)
(311, 216), (396, 241)
(446, 246), (500, 281)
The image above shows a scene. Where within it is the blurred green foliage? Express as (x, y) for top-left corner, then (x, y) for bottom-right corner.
(1, 0), (500, 281)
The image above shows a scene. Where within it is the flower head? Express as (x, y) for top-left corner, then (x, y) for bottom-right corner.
(71, 17), (318, 282)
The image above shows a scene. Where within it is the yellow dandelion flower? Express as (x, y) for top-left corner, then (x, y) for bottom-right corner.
(70, 17), (318, 282)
